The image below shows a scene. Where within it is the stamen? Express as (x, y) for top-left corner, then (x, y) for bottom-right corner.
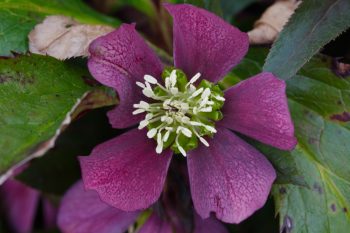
(147, 128), (157, 138)
(189, 84), (196, 92)
(204, 125), (217, 133)
(193, 128), (209, 147)
(199, 107), (212, 112)
(163, 130), (171, 142)
(133, 68), (225, 156)
(139, 101), (150, 109)
(145, 113), (153, 120)
(189, 87), (204, 99)
(138, 119), (149, 129)
(175, 134), (186, 157)
(199, 137), (210, 147)
(133, 109), (146, 115)
(185, 72), (201, 88)
(201, 88), (211, 99)
(165, 78), (171, 89)
(169, 70), (177, 87)
(142, 88), (154, 98)
(144, 75), (158, 84)
(136, 81), (145, 88)
(214, 95), (225, 101)
(181, 127), (192, 137)
(156, 131), (163, 154)
(170, 87), (179, 95)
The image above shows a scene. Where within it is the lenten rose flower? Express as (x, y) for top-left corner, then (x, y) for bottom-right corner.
(58, 181), (228, 233)
(0, 179), (57, 233)
(80, 3), (297, 224)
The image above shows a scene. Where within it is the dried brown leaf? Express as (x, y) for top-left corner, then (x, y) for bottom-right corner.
(248, 0), (301, 44)
(29, 15), (114, 59)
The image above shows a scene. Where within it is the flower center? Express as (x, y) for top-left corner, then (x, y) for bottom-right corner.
(133, 68), (225, 156)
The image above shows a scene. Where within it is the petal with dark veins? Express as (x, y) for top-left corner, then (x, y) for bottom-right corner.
(80, 129), (172, 211)
(165, 4), (248, 83)
(187, 127), (276, 223)
(88, 24), (163, 128)
(220, 72), (297, 150)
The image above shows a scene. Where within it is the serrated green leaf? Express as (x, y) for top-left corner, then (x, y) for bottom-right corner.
(0, 0), (120, 56)
(263, 0), (350, 80)
(0, 54), (91, 178)
(270, 56), (350, 233)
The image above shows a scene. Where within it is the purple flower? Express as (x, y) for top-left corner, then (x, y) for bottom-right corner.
(0, 179), (57, 233)
(80, 3), (297, 224)
(58, 181), (228, 233)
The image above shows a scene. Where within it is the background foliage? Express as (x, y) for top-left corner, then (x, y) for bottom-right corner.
(0, 0), (350, 233)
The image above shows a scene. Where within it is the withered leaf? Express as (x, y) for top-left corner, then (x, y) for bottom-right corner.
(248, 0), (301, 44)
(29, 15), (114, 59)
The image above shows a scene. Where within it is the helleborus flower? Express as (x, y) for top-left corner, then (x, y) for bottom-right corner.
(0, 179), (57, 233)
(58, 181), (228, 233)
(80, 3), (297, 224)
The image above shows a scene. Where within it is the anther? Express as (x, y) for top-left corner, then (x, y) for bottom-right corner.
(144, 75), (158, 84)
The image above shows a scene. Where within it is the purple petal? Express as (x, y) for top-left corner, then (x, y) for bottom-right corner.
(194, 214), (228, 233)
(58, 181), (139, 233)
(1, 180), (40, 233)
(220, 72), (297, 150)
(88, 24), (163, 128)
(42, 199), (58, 229)
(187, 127), (276, 223)
(164, 4), (248, 83)
(79, 129), (172, 211)
(138, 213), (172, 233)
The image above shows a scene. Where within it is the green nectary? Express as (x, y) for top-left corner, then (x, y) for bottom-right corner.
(133, 67), (225, 156)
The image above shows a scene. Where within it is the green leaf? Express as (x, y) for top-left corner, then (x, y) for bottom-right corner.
(225, 47), (350, 232)
(0, 54), (91, 179)
(219, 47), (268, 89)
(267, 56), (350, 232)
(263, 0), (350, 80)
(114, 0), (157, 19)
(183, 0), (258, 21)
(220, 0), (257, 21)
(252, 141), (307, 187)
(184, 0), (223, 18)
(184, 0), (206, 7)
(271, 56), (350, 233)
(0, 0), (120, 56)
(0, 0), (119, 25)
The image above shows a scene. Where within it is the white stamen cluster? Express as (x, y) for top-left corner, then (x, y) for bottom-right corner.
(133, 70), (225, 156)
